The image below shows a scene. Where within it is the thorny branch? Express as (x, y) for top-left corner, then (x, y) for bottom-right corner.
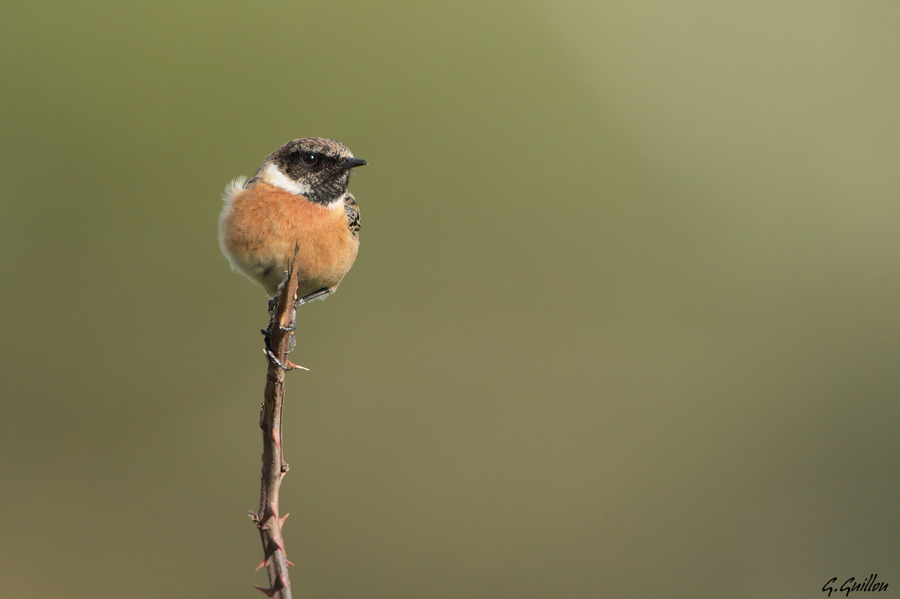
(251, 245), (305, 599)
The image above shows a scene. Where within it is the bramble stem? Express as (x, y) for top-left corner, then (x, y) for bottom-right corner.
(252, 246), (304, 599)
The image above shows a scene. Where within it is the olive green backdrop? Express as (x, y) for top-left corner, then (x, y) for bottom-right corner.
(2, 2), (898, 598)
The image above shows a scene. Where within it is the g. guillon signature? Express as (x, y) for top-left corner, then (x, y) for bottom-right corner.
(823, 574), (888, 597)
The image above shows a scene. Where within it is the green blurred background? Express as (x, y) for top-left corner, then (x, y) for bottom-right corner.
(2, 1), (899, 597)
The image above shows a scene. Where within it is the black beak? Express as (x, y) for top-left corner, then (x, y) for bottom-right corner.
(345, 158), (368, 169)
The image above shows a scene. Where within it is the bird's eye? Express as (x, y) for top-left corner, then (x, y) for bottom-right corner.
(301, 153), (318, 165)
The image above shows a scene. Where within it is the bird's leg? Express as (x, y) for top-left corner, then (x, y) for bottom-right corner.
(262, 286), (329, 358)
(261, 295), (285, 344)
(261, 297), (278, 342)
(262, 296), (297, 358)
(295, 287), (332, 307)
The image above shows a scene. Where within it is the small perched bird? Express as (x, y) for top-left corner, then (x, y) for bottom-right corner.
(219, 137), (367, 303)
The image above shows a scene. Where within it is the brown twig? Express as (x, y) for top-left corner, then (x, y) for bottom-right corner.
(251, 245), (305, 599)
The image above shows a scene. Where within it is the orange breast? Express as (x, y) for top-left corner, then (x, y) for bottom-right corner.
(219, 182), (359, 296)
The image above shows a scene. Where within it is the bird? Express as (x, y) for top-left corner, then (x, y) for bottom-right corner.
(218, 137), (367, 305)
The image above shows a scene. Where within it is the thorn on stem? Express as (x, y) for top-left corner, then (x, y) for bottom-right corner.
(265, 349), (309, 371)
(264, 537), (287, 559)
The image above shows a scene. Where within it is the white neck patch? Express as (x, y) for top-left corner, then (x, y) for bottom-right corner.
(260, 162), (312, 196)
